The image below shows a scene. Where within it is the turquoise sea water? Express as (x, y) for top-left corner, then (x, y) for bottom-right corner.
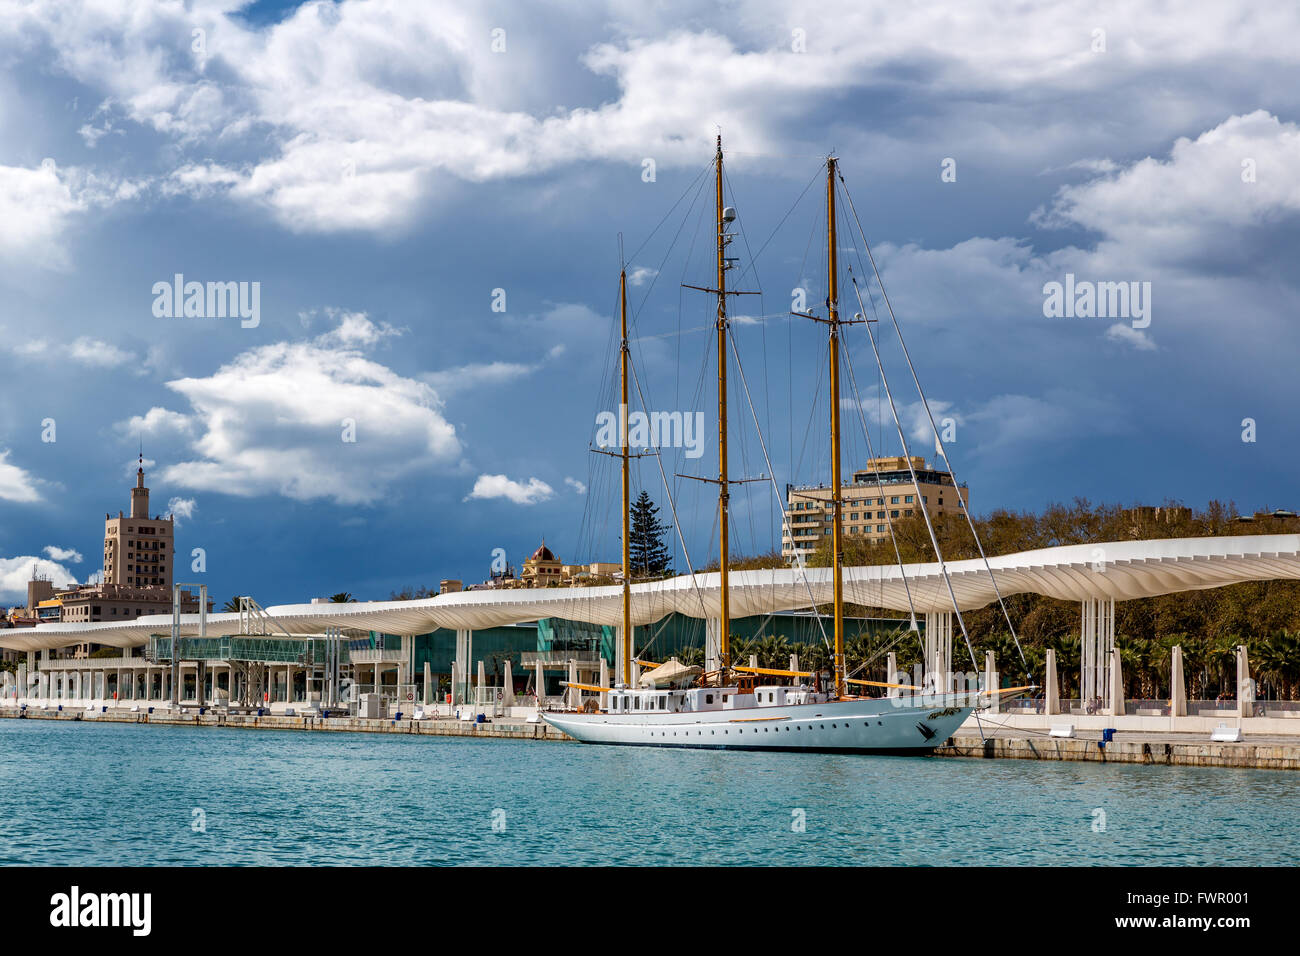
(1, 719), (1295, 866)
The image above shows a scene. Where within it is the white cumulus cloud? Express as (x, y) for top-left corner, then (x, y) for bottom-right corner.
(42, 546), (83, 563)
(0, 450), (42, 503)
(0, 556), (79, 604)
(464, 474), (555, 505)
(166, 497), (197, 525)
(117, 313), (462, 505)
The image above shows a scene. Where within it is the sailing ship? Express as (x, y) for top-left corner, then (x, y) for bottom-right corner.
(544, 137), (1025, 753)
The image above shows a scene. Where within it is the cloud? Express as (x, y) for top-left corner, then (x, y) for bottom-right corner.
(423, 360), (538, 397)
(119, 407), (194, 437)
(166, 497), (196, 525)
(962, 391), (1131, 451)
(68, 336), (134, 367)
(0, 556), (78, 604)
(1105, 323), (1157, 351)
(117, 313), (462, 505)
(0, 450), (42, 503)
(0, 162), (86, 268)
(1031, 110), (1300, 267)
(0, 160), (144, 267)
(311, 310), (403, 348)
(865, 111), (1300, 364)
(9, 1), (1300, 241)
(564, 476), (587, 494)
(42, 546), (83, 564)
(464, 474), (555, 505)
(627, 266), (658, 287)
(16, 335), (136, 367)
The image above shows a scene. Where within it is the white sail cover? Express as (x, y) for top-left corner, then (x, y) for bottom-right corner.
(637, 658), (702, 688)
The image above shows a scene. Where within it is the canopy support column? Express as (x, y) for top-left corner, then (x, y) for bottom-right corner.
(1080, 597), (1115, 713)
(984, 650), (999, 713)
(1237, 645), (1254, 718)
(924, 611), (952, 692)
(1170, 645), (1187, 717)
(614, 625), (633, 687)
(1045, 648), (1060, 715)
(704, 618), (722, 674)
(453, 629), (472, 705)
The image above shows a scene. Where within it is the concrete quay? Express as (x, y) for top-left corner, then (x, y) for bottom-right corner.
(937, 727), (1300, 770)
(0, 706), (571, 742)
(7, 705), (1300, 769)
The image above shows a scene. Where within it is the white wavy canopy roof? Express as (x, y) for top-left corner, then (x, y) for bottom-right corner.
(4, 534), (1299, 652)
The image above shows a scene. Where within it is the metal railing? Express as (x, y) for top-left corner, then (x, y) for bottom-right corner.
(520, 651), (602, 665)
(347, 648), (406, 664)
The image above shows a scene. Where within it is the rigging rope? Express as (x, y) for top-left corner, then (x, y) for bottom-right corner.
(846, 267), (980, 675)
(836, 174), (1031, 681)
(726, 326), (831, 650)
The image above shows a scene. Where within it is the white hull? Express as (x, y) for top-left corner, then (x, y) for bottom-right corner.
(544, 693), (976, 754)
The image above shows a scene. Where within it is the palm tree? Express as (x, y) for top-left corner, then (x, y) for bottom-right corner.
(730, 637), (760, 668)
(755, 633), (792, 669)
(221, 597), (242, 612)
(676, 646), (705, 669)
(329, 592), (355, 603)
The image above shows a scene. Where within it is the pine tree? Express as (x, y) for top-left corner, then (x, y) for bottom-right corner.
(628, 491), (672, 578)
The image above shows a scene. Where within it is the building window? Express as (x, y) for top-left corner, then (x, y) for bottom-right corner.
(905, 495), (914, 503)
(891, 510), (900, 518)
(890, 496), (900, 504)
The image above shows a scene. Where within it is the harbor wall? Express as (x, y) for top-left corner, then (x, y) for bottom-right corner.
(6, 705), (1300, 770)
(938, 733), (1300, 770)
(0, 706), (570, 741)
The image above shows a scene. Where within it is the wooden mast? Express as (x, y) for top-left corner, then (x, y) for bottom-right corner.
(619, 268), (632, 687)
(715, 135), (731, 678)
(827, 157), (845, 699)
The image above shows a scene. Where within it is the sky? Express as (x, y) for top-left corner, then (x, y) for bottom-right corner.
(1, 0), (1298, 607)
